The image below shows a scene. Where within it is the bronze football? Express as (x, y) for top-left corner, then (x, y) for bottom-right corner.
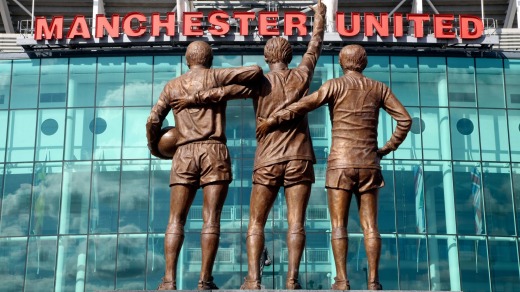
(157, 126), (179, 159)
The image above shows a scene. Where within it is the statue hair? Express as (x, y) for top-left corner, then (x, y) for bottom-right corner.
(264, 37), (293, 65)
(339, 44), (367, 73)
(186, 41), (213, 68)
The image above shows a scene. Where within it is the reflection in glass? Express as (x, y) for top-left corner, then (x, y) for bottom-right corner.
(10, 59), (40, 109)
(364, 56), (390, 86)
(508, 110), (520, 162)
(149, 160), (172, 233)
(390, 56), (419, 106)
(86, 235), (117, 291)
(394, 107), (422, 160)
(488, 238), (520, 291)
(116, 234), (147, 289)
(0, 237), (28, 291)
(1, 163), (33, 236)
(60, 161), (91, 234)
(0, 111), (7, 162)
(448, 58), (476, 107)
(153, 56), (182, 103)
(91, 160), (120, 234)
(458, 237), (490, 292)
(476, 58), (505, 108)
(36, 109), (65, 161)
(0, 60), (12, 110)
(177, 232), (203, 289)
(479, 109), (510, 162)
(379, 236), (399, 290)
(243, 55), (269, 72)
(93, 108), (122, 160)
(305, 231), (333, 290)
(482, 163), (515, 236)
(505, 59), (520, 109)
(377, 110), (394, 160)
(123, 107), (150, 159)
(68, 58), (96, 107)
(97, 57), (124, 107)
(6, 110), (37, 162)
(30, 162), (62, 235)
(309, 55), (334, 94)
(226, 106), (244, 159)
(427, 235), (459, 290)
(146, 233), (166, 289)
(119, 160), (149, 233)
(513, 165), (520, 235)
(39, 58), (68, 108)
(25, 236), (57, 292)
(450, 108), (480, 161)
(454, 163), (486, 235)
(378, 161), (396, 233)
(55, 235), (87, 291)
(424, 162), (455, 235)
(125, 56), (153, 106)
(398, 236), (429, 290)
(419, 57), (447, 107)
(64, 108), (94, 161)
(395, 160), (424, 233)
(421, 107), (452, 160)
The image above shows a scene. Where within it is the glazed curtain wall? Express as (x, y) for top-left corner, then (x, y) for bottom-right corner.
(0, 54), (520, 292)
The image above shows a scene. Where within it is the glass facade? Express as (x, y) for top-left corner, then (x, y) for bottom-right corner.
(1, 52), (520, 292)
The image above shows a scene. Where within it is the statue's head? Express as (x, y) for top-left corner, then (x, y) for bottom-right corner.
(264, 37), (293, 65)
(339, 44), (367, 73)
(186, 41), (213, 68)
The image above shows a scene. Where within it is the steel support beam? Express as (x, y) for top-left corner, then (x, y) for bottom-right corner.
(389, 0), (408, 17)
(0, 0), (14, 33)
(11, 0), (31, 16)
(518, 0), (520, 28)
(504, 0), (518, 28)
(412, 0), (423, 14)
(424, 0), (439, 14)
(323, 0), (337, 32)
(92, 0), (105, 35)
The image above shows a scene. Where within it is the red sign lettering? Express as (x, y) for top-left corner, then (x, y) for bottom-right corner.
(233, 12), (256, 36)
(407, 14), (430, 38)
(96, 14), (120, 38)
(460, 15), (484, 39)
(365, 13), (389, 37)
(434, 14), (456, 39)
(183, 12), (204, 36)
(34, 16), (64, 40)
(284, 12), (307, 36)
(337, 12), (361, 37)
(151, 12), (176, 37)
(67, 16), (91, 39)
(122, 12), (147, 37)
(258, 12), (280, 36)
(32, 11), (485, 42)
(208, 11), (230, 36)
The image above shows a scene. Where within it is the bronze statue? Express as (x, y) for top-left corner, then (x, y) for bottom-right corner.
(256, 44), (412, 290)
(146, 41), (262, 290)
(171, 2), (326, 289)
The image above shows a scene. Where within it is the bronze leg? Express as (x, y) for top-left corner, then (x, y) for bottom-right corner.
(163, 184), (197, 289)
(244, 184), (279, 285)
(284, 182), (312, 289)
(199, 182), (229, 285)
(327, 188), (353, 288)
(355, 189), (381, 287)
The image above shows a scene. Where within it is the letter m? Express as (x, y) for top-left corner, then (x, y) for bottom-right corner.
(34, 16), (64, 40)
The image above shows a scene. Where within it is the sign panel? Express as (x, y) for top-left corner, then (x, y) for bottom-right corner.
(17, 10), (498, 48)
